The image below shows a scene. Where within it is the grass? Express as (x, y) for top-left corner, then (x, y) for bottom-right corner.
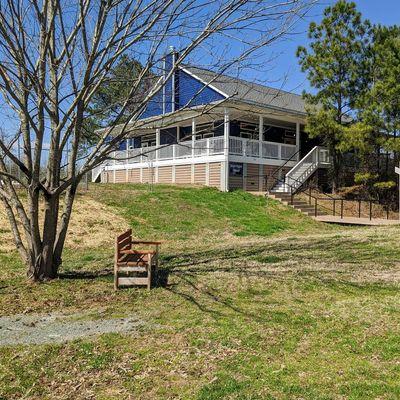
(88, 184), (322, 245)
(1, 183), (400, 399)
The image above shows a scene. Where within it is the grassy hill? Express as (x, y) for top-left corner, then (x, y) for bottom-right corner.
(87, 183), (323, 244)
(1, 184), (400, 399)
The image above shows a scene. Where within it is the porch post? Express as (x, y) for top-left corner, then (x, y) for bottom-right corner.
(296, 122), (301, 160)
(156, 128), (160, 161)
(222, 108), (230, 192)
(191, 118), (196, 158)
(258, 115), (264, 156)
(190, 119), (196, 184)
(259, 115), (264, 190)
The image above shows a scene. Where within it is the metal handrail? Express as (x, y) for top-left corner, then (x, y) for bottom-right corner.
(266, 148), (301, 187)
(266, 169), (398, 220)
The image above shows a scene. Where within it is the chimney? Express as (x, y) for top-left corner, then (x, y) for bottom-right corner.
(162, 47), (179, 113)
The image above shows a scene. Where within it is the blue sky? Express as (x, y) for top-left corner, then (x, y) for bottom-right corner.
(250, 0), (400, 95)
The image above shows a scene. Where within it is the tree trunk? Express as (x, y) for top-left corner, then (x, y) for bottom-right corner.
(28, 194), (61, 281)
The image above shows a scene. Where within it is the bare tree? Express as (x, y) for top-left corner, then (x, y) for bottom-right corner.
(0, 0), (315, 281)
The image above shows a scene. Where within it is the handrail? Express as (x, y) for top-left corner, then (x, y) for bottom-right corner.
(285, 146), (325, 192)
(266, 173), (334, 216)
(267, 173), (397, 220)
(267, 148), (301, 188)
(287, 145), (318, 177)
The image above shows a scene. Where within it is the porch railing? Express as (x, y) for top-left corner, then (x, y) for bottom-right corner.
(93, 136), (298, 182)
(228, 136), (297, 160)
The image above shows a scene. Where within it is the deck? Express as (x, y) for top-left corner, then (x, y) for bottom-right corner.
(313, 215), (400, 226)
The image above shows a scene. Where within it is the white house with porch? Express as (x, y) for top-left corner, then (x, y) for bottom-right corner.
(93, 52), (329, 192)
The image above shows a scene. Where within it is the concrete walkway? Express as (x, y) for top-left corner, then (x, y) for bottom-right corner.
(314, 215), (400, 226)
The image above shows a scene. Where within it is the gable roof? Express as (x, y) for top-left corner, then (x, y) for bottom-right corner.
(181, 65), (306, 115)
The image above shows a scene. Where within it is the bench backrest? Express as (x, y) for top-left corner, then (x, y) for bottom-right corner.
(116, 229), (132, 260)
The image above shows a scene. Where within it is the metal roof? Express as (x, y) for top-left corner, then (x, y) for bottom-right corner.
(182, 65), (306, 115)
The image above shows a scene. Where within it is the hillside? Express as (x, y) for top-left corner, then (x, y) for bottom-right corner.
(1, 184), (400, 400)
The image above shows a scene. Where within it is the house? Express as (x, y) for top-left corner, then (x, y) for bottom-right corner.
(93, 50), (330, 192)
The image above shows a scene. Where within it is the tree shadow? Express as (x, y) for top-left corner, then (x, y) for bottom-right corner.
(59, 269), (113, 280)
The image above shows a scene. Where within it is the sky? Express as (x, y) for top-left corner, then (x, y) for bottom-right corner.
(249, 0), (400, 95)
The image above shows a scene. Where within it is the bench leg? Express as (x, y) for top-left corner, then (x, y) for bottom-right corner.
(147, 253), (152, 290)
(114, 263), (118, 290)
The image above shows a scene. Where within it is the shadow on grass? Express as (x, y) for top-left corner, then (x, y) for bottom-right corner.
(59, 270), (113, 280)
(59, 266), (172, 289)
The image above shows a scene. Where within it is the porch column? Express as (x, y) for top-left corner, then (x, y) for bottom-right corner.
(259, 115), (264, 190)
(156, 128), (160, 161)
(221, 108), (230, 192)
(191, 118), (196, 158)
(296, 122), (301, 160)
(258, 116), (264, 153)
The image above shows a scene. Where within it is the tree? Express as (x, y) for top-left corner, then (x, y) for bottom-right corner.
(338, 25), (400, 186)
(358, 25), (400, 159)
(0, 0), (314, 281)
(83, 55), (153, 146)
(297, 0), (372, 192)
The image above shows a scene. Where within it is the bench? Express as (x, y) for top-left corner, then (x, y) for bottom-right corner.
(114, 229), (161, 290)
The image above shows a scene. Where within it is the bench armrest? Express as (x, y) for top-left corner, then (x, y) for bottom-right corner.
(131, 240), (162, 245)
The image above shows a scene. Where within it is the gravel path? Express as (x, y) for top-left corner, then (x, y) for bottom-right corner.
(0, 312), (146, 346)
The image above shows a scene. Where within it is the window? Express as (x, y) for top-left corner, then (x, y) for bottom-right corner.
(284, 130), (296, 145)
(229, 162), (243, 177)
(239, 122), (258, 140)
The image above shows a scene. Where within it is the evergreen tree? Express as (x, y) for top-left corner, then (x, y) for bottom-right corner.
(83, 55), (154, 145)
(297, 0), (372, 191)
(359, 25), (400, 157)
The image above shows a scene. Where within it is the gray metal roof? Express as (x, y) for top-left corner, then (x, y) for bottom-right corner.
(182, 65), (306, 115)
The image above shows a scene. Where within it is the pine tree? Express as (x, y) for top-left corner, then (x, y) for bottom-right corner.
(297, 0), (372, 192)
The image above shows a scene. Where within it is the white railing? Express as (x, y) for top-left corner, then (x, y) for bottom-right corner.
(262, 142), (279, 159)
(93, 136), (299, 182)
(229, 136), (296, 160)
(92, 164), (104, 182)
(285, 146), (330, 192)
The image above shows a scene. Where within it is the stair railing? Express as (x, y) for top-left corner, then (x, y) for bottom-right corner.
(285, 146), (329, 193)
(265, 149), (301, 192)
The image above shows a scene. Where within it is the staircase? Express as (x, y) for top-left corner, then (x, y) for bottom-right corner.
(271, 146), (330, 194)
(92, 165), (104, 183)
(268, 146), (330, 218)
(269, 192), (327, 217)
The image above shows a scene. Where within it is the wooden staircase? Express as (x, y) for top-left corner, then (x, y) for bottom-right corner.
(268, 192), (327, 217)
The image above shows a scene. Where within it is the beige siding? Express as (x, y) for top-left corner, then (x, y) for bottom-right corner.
(128, 169), (140, 183)
(101, 170), (114, 183)
(142, 167), (156, 183)
(245, 163), (259, 191)
(194, 164), (206, 185)
(209, 162), (221, 188)
(262, 165), (290, 191)
(115, 170), (127, 183)
(229, 176), (243, 190)
(175, 165), (192, 184)
(158, 166), (173, 183)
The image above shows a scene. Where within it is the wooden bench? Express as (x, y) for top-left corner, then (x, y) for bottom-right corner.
(114, 229), (161, 290)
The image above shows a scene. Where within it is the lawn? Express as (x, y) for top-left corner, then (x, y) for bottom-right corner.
(0, 184), (399, 399)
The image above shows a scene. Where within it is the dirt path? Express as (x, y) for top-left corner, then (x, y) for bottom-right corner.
(0, 311), (147, 346)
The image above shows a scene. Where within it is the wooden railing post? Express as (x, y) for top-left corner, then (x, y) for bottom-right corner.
(358, 200), (361, 218)
(369, 201), (372, 220)
(315, 198), (318, 217)
(333, 199), (336, 216)
(340, 199), (344, 219)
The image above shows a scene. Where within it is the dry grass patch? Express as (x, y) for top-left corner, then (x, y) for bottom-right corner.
(0, 194), (127, 253)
